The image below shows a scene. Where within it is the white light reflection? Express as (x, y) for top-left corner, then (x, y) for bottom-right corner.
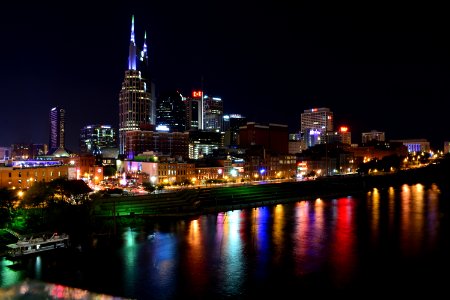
(35, 256), (42, 280)
(220, 210), (244, 296)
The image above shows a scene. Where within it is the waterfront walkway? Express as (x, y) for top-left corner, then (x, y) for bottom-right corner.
(92, 159), (450, 219)
(91, 176), (369, 219)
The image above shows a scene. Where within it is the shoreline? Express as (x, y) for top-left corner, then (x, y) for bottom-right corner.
(92, 160), (450, 221)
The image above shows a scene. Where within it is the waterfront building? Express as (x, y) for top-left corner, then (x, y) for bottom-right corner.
(120, 152), (195, 185)
(300, 107), (334, 148)
(350, 142), (408, 168)
(0, 162), (71, 189)
(119, 15), (154, 155)
(158, 160), (195, 185)
(295, 143), (356, 176)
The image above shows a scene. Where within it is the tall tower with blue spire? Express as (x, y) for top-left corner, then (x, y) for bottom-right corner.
(128, 15), (137, 70)
(118, 15), (154, 156)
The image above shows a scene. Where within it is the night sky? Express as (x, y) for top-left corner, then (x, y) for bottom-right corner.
(1, 1), (449, 151)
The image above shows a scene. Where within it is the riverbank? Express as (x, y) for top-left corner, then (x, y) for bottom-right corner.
(0, 229), (18, 257)
(91, 157), (450, 222)
(3, 158), (449, 247)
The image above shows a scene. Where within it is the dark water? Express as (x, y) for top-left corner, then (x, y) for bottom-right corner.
(1, 183), (450, 299)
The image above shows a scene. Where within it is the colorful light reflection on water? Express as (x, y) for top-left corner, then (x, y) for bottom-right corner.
(1, 183), (449, 299)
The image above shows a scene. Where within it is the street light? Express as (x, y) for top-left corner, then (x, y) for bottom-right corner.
(260, 168), (266, 181)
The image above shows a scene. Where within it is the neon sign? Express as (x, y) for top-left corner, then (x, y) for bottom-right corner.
(192, 91), (203, 98)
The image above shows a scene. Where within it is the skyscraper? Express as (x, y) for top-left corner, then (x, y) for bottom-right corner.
(119, 15), (154, 155)
(155, 90), (186, 132)
(183, 91), (203, 131)
(222, 114), (247, 147)
(49, 106), (65, 154)
(203, 95), (223, 131)
(300, 107), (333, 148)
(80, 124), (117, 154)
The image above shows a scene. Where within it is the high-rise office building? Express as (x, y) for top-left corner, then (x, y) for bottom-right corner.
(203, 95), (223, 131)
(325, 126), (352, 145)
(138, 30), (157, 125)
(183, 91), (223, 132)
(80, 125), (117, 154)
(118, 15), (154, 155)
(222, 114), (247, 147)
(300, 107), (333, 148)
(183, 91), (203, 131)
(49, 106), (65, 154)
(155, 90), (186, 132)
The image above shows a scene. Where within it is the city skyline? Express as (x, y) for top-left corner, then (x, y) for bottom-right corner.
(1, 2), (449, 150)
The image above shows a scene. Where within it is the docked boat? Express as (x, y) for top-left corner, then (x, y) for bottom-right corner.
(6, 232), (70, 258)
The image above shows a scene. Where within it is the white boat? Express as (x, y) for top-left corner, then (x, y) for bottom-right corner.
(6, 232), (70, 258)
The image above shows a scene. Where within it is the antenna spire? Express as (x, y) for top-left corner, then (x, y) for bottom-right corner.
(128, 15), (137, 70)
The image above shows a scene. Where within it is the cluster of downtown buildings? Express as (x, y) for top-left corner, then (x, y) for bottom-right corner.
(0, 16), (444, 190)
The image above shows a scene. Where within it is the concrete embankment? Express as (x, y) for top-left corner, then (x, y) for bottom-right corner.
(92, 175), (367, 219)
(91, 158), (450, 220)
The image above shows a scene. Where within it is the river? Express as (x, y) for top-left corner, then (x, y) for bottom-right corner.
(1, 182), (449, 299)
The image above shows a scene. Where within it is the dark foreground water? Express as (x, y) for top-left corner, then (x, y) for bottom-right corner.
(1, 183), (450, 299)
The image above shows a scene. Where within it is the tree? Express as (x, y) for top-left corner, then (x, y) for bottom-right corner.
(65, 180), (93, 204)
(0, 187), (17, 226)
(22, 181), (51, 208)
(48, 177), (70, 202)
(48, 177), (92, 203)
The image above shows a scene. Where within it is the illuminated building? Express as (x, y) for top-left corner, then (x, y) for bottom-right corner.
(184, 91), (203, 130)
(49, 106), (65, 154)
(0, 147), (10, 162)
(337, 126), (351, 145)
(444, 141), (450, 154)
(203, 95), (223, 131)
(288, 133), (304, 154)
(300, 107), (333, 148)
(188, 130), (224, 159)
(389, 139), (430, 153)
(325, 126), (352, 145)
(119, 15), (154, 155)
(182, 91), (223, 131)
(155, 90), (186, 132)
(0, 163), (71, 189)
(80, 124), (117, 154)
(222, 114), (247, 147)
(125, 131), (189, 160)
(10, 143), (49, 160)
(362, 130), (385, 144)
(239, 122), (288, 154)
